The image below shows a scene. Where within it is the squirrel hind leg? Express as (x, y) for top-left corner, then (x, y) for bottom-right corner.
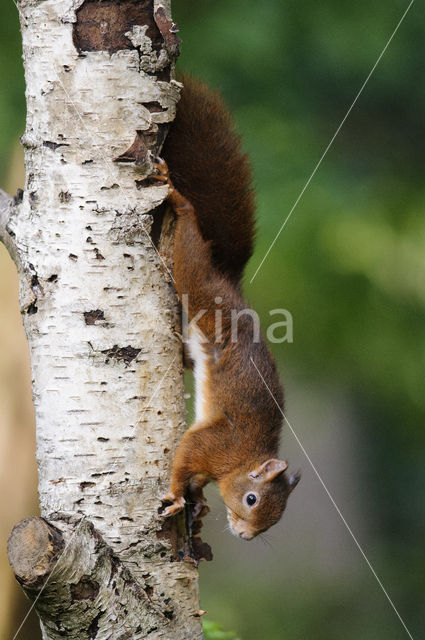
(152, 160), (195, 217)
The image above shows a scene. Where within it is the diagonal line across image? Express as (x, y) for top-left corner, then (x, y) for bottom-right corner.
(249, 0), (415, 284)
(250, 356), (415, 640)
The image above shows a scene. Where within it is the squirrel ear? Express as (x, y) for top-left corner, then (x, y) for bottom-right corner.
(288, 470), (301, 492)
(249, 458), (288, 482)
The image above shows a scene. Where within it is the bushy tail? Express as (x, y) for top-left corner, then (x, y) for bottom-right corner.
(162, 74), (255, 284)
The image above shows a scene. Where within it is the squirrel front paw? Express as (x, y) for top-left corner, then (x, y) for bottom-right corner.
(160, 492), (186, 517)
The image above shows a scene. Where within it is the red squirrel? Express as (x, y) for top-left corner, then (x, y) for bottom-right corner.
(153, 76), (300, 540)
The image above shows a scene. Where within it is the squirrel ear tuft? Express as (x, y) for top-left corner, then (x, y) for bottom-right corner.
(288, 470), (301, 492)
(249, 458), (288, 482)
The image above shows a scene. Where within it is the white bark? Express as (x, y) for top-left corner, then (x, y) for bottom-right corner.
(5, 0), (204, 637)
(0, 189), (18, 266)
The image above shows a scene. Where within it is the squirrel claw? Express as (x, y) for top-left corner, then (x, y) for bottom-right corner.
(160, 493), (185, 517)
(151, 159), (194, 216)
(152, 159), (172, 185)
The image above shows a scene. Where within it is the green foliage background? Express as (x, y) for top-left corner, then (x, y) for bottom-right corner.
(175, 3), (424, 637)
(0, 1), (423, 638)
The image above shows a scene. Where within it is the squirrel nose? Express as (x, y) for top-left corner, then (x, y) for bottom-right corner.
(239, 531), (254, 540)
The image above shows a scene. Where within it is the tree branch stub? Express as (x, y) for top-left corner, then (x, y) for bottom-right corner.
(8, 515), (173, 639)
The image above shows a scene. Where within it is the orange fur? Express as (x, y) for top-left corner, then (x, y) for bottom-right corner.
(156, 78), (300, 537)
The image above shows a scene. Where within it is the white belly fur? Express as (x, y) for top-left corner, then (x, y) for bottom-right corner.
(187, 325), (209, 422)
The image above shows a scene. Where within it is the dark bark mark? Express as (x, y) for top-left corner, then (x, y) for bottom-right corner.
(153, 4), (181, 56)
(101, 345), (141, 365)
(47, 274), (58, 282)
(28, 264), (43, 299)
(73, 0), (162, 55)
(43, 141), (70, 151)
(87, 610), (103, 639)
(29, 191), (38, 211)
(109, 554), (119, 583)
(27, 302), (38, 315)
(114, 123), (164, 166)
(94, 248), (105, 260)
(143, 101), (166, 113)
(97, 437), (109, 442)
(71, 576), (100, 601)
(154, 67), (171, 82)
(100, 183), (119, 191)
(91, 471), (115, 477)
(80, 481), (96, 490)
(115, 123), (169, 167)
(115, 130), (150, 166)
(31, 273), (41, 294)
(13, 188), (24, 205)
(149, 204), (166, 248)
(59, 191), (71, 203)
(163, 609), (174, 620)
(69, 253), (78, 261)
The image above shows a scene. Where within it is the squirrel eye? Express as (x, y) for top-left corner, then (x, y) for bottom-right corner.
(245, 493), (257, 507)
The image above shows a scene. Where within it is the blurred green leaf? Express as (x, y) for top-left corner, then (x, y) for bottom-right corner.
(203, 619), (241, 640)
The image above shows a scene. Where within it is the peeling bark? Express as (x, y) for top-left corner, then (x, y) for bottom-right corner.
(4, 0), (204, 637)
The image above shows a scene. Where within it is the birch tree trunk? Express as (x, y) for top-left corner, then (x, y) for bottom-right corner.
(2, 1), (206, 637)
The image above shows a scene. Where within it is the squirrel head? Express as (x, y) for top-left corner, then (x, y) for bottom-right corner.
(218, 458), (300, 540)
